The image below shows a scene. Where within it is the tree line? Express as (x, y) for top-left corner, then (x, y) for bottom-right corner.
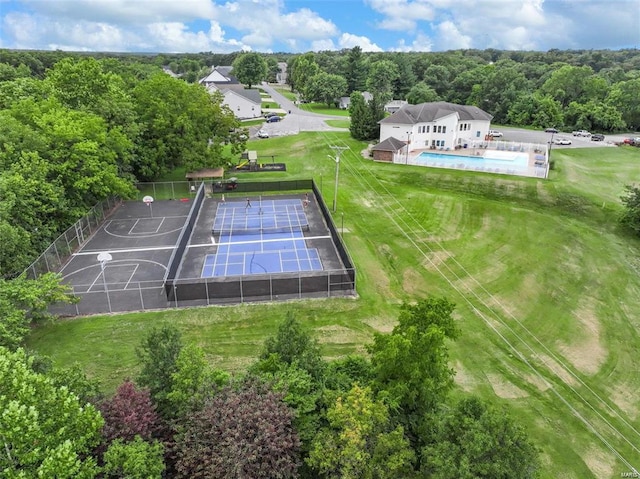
(0, 298), (540, 478)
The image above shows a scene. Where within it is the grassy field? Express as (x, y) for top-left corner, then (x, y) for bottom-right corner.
(27, 133), (640, 478)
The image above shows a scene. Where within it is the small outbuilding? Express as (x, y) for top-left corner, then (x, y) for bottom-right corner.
(371, 137), (407, 163)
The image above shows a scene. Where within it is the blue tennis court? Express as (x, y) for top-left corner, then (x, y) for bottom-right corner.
(203, 199), (323, 277)
(212, 198), (309, 234)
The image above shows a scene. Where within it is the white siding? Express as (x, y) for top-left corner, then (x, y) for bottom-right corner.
(224, 91), (260, 119)
(381, 116), (492, 150)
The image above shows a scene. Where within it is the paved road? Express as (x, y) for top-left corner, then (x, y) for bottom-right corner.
(249, 83), (347, 138)
(251, 86), (637, 147)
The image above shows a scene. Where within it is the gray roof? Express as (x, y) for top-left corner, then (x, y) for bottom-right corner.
(372, 137), (407, 152)
(224, 87), (262, 104)
(216, 66), (234, 77)
(379, 101), (492, 125)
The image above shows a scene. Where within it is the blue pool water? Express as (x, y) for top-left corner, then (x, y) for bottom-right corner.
(414, 150), (530, 173)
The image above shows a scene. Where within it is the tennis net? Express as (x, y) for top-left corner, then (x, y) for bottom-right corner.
(212, 213), (310, 235)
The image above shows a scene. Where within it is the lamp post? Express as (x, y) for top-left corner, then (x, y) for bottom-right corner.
(406, 131), (412, 164)
(97, 252), (112, 313)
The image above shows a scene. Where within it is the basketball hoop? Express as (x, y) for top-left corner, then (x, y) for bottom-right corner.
(142, 195), (154, 218)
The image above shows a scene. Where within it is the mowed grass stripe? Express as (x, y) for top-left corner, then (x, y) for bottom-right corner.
(318, 131), (640, 474)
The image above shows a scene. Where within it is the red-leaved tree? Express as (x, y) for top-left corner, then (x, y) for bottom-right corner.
(98, 379), (160, 443)
(175, 378), (300, 479)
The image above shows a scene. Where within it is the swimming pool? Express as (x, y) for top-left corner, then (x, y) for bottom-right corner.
(413, 150), (532, 175)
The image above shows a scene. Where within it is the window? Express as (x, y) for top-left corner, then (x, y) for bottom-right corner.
(443, 126), (446, 133)
(426, 125), (430, 133)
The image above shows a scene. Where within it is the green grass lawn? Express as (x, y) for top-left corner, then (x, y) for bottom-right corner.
(297, 102), (350, 116)
(26, 135), (640, 478)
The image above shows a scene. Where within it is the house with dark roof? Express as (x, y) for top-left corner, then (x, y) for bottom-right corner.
(200, 66), (262, 119)
(379, 101), (493, 153)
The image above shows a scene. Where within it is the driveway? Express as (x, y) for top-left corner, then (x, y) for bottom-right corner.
(252, 83), (347, 138)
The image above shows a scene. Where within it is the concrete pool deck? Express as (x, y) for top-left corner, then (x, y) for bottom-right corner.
(398, 140), (550, 179)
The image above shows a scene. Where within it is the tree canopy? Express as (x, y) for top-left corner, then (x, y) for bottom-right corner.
(0, 348), (103, 477)
(232, 52), (268, 89)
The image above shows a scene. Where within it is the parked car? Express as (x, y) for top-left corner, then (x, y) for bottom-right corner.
(545, 127), (559, 133)
(554, 137), (572, 145)
(257, 129), (269, 138)
(591, 133), (605, 141)
(264, 112), (278, 118)
(266, 115), (281, 123)
(572, 130), (591, 137)
(488, 129), (503, 137)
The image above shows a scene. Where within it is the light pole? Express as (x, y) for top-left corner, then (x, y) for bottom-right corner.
(329, 154), (340, 213)
(97, 252), (112, 313)
(406, 131), (412, 164)
(329, 146), (348, 213)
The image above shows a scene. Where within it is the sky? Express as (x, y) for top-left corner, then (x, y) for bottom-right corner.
(0, 0), (639, 54)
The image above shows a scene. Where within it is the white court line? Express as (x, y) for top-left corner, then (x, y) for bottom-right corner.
(188, 235), (331, 249)
(88, 268), (106, 292)
(128, 219), (141, 235)
(74, 245), (176, 256)
(153, 217), (165, 234)
(124, 264), (139, 289)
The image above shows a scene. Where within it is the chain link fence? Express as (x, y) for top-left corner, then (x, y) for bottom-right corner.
(23, 197), (121, 280)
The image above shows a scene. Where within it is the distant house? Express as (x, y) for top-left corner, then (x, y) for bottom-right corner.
(384, 99), (408, 114)
(379, 101), (493, 151)
(339, 91), (373, 110)
(200, 66), (261, 119)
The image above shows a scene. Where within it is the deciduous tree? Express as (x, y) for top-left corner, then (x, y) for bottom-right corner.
(0, 347), (103, 477)
(368, 297), (459, 420)
(232, 53), (268, 89)
(620, 184), (640, 236)
(0, 273), (75, 349)
(304, 72), (347, 107)
(98, 380), (160, 443)
(175, 378), (300, 479)
(307, 384), (415, 479)
(102, 436), (165, 479)
(421, 397), (540, 479)
(136, 325), (183, 419)
(259, 312), (326, 380)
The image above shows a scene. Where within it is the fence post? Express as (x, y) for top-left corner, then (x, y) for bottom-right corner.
(138, 282), (145, 310)
(53, 241), (61, 268)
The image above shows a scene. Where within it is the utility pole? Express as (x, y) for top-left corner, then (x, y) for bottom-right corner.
(329, 146), (348, 213)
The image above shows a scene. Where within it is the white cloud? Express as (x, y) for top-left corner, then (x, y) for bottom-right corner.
(433, 21), (471, 50)
(311, 39), (337, 51)
(391, 32), (433, 52)
(147, 22), (246, 53)
(366, 0), (435, 30)
(338, 33), (383, 52)
(21, 0), (218, 24)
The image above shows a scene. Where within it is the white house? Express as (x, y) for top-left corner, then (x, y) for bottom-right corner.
(384, 99), (408, 114)
(379, 101), (493, 151)
(338, 91), (373, 110)
(221, 87), (262, 119)
(200, 66), (262, 119)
